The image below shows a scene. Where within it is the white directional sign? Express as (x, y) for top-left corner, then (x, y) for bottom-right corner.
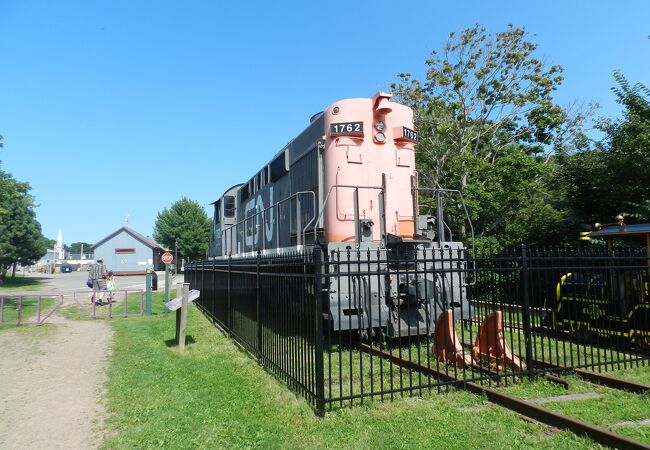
(165, 289), (200, 311)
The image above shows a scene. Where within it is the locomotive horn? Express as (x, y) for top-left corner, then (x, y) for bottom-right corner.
(372, 92), (393, 113)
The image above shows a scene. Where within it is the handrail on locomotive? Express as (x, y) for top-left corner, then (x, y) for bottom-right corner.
(416, 188), (475, 253)
(308, 183), (384, 247)
(309, 183), (475, 253)
(212, 190), (317, 256)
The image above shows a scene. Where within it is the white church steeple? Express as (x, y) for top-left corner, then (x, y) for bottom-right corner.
(55, 229), (64, 260)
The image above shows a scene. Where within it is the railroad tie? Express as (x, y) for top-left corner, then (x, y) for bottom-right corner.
(611, 419), (650, 428)
(528, 392), (602, 405)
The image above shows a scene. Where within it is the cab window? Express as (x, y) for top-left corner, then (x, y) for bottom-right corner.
(223, 196), (235, 218)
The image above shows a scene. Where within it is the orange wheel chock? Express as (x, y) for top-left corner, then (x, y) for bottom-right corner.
(471, 310), (525, 372)
(432, 309), (473, 368)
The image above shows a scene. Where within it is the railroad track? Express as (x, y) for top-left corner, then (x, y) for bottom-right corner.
(530, 358), (650, 394)
(454, 340), (650, 394)
(359, 343), (650, 450)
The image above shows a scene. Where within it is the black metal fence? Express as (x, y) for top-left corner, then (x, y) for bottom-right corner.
(185, 245), (650, 415)
(187, 252), (323, 410)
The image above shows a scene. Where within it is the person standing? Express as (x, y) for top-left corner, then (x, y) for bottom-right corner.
(105, 270), (116, 303)
(88, 259), (108, 304)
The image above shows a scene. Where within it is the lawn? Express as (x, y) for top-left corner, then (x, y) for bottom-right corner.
(0, 275), (47, 292)
(102, 294), (598, 449)
(0, 275), (58, 326)
(496, 374), (650, 444)
(0, 296), (59, 325)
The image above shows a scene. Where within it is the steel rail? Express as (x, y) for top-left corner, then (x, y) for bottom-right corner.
(455, 340), (648, 393)
(358, 343), (650, 450)
(531, 358), (650, 394)
(573, 368), (650, 394)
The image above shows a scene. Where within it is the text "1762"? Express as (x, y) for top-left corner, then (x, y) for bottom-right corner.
(330, 122), (363, 136)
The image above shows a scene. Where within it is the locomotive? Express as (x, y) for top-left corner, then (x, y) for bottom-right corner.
(553, 221), (650, 348)
(207, 92), (472, 337)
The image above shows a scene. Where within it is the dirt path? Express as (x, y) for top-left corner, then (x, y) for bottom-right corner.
(0, 305), (112, 449)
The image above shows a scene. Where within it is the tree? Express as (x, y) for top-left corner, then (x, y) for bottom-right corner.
(69, 242), (92, 255)
(557, 72), (650, 224)
(0, 171), (48, 278)
(392, 25), (580, 249)
(153, 197), (211, 263)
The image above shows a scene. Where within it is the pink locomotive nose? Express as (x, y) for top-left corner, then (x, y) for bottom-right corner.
(322, 94), (416, 243)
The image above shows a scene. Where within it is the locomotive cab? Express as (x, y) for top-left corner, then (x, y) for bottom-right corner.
(209, 184), (241, 259)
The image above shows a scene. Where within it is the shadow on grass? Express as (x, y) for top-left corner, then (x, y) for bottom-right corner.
(164, 335), (197, 348)
(0, 277), (47, 292)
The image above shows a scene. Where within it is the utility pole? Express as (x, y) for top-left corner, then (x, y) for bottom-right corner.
(174, 241), (178, 275)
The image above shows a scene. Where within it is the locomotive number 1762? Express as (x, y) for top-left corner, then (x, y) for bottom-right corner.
(401, 126), (418, 143)
(330, 122), (364, 136)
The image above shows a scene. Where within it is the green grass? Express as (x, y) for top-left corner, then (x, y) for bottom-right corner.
(319, 327), (647, 407)
(451, 318), (642, 375)
(496, 375), (650, 444)
(0, 276), (56, 330)
(57, 303), (93, 320)
(58, 290), (148, 321)
(605, 365), (650, 385)
(0, 321), (58, 337)
(102, 297), (599, 449)
(90, 291), (145, 318)
(0, 296), (58, 325)
(0, 275), (46, 292)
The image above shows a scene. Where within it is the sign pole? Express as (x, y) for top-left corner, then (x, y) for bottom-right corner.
(164, 263), (170, 316)
(145, 269), (152, 316)
(160, 252), (174, 317)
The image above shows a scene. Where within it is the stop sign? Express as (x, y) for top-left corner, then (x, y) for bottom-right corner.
(161, 252), (173, 264)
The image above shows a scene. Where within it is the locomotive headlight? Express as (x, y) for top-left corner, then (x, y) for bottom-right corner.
(374, 120), (385, 131)
(375, 132), (386, 143)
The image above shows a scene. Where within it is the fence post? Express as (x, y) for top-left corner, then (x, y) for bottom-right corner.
(313, 245), (325, 416)
(520, 243), (534, 378)
(256, 251), (262, 362)
(201, 262), (205, 307)
(212, 258), (216, 325)
(227, 254), (232, 333)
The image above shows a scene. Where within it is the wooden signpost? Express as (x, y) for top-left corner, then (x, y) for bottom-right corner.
(164, 283), (199, 352)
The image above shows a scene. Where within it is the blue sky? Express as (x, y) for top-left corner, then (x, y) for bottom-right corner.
(0, 0), (648, 244)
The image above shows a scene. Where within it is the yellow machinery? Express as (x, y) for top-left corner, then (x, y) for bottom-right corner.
(554, 219), (650, 348)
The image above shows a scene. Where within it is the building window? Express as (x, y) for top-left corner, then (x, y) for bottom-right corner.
(115, 248), (136, 254)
